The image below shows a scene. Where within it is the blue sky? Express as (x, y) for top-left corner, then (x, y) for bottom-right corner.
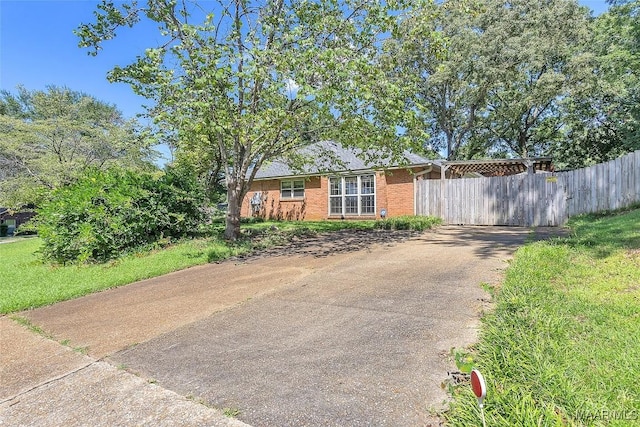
(0, 1), (160, 118)
(1, 0), (612, 120)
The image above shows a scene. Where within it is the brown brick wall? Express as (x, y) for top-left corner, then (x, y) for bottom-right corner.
(382, 169), (416, 217)
(242, 167), (429, 221)
(241, 176), (326, 221)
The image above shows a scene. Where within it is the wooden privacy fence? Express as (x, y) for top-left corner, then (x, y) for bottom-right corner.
(415, 150), (640, 227)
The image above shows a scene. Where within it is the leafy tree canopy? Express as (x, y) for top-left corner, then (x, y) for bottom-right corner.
(553, 0), (640, 168)
(76, 0), (419, 239)
(383, 0), (486, 160)
(389, 0), (640, 167)
(391, 0), (594, 160)
(0, 85), (155, 208)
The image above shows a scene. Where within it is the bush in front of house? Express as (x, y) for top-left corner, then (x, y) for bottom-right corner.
(37, 166), (206, 264)
(374, 215), (442, 231)
(14, 220), (38, 236)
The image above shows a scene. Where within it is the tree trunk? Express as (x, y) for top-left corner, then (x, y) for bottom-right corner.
(224, 182), (243, 240)
(518, 131), (528, 158)
(446, 129), (455, 160)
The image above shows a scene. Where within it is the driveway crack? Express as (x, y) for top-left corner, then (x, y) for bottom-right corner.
(0, 359), (99, 406)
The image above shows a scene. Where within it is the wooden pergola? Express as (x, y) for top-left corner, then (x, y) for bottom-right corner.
(440, 158), (554, 179)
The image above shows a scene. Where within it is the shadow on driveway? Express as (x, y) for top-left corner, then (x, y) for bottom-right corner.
(4, 225), (562, 426)
(108, 226), (536, 426)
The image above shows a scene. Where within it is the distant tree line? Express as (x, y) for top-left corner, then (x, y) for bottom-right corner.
(387, 0), (640, 168)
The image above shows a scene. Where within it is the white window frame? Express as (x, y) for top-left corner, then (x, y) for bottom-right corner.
(328, 174), (376, 216)
(280, 179), (305, 199)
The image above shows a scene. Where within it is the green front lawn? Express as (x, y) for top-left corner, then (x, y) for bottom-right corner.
(446, 207), (640, 426)
(0, 237), (216, 314)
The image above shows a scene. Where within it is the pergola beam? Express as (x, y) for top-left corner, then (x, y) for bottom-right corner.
(441, 158), (553, 178)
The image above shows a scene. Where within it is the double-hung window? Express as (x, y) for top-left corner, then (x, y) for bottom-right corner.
(281, 179), (305, 199)
(329, 174), (375, 216)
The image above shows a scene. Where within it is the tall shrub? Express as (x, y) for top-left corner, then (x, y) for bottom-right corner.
(37, 166), (205, 264)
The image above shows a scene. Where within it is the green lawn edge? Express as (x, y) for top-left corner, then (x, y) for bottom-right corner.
(0, 216), (440, 314)
(445, 208), (640, 426)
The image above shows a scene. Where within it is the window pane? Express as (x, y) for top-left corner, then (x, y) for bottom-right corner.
(360, 175), (375, 194)
(345, 196), (358, 213)
(281, 180), (303, 198)
(361, 195), (375, 214)
(345, 177), (358, 195)
(330, 178), (341, 196)
(281, 181), (290, 198)
(330, 197), (343, 214)
(281, 181), (293, 191)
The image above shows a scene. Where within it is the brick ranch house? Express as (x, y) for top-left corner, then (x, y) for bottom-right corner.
(241, 141), (441, 221)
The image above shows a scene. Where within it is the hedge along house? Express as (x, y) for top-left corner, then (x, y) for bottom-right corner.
(241, 141), (441, 221)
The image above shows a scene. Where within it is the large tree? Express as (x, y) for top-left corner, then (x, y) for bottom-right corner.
(0, 86), (153, 207)
(77, 0), (411, 240)
(554, 0), (640, 168)
(384, 0), (486, 160)
(470, 0), (594, 158)
(391, 0), (594, 160)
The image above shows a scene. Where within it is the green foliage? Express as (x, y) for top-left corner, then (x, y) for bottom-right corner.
(390, 0), (594, 160)
(389, 0), (639, 165)
(206, 242), (250, 263)
(77, 0), (416, 240)
(14, 220), (38, 236)
(222, 408), (241, 418)
(472, 0), (593, 158)
(453, 348), (475, 374)
(554, 1), (640, 169)
(37, 166), (205, 264)
(446, 208), (640, 426)
(0, 219), (380, 313)
(374, 215), (442, 231)
(0, 86), (154, 208)
(383, 0), (484, 160)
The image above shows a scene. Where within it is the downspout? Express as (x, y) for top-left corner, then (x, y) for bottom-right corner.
(414, 164), (434, 215)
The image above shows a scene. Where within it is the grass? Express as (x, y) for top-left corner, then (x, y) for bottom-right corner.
(0, 217), (441, 314)
(222, 407), (241, 418)
(445, 207), (640, 426)
(0, 237), (217, 313)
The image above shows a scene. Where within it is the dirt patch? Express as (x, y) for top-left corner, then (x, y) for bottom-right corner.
(240, 228), (420, 260)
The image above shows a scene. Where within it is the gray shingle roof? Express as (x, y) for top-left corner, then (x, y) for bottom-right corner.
(253, 141), (439, 180)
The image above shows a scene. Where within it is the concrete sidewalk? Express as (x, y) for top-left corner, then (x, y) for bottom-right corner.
(0, 227), (553, 426)
(0, 316), (249, 427)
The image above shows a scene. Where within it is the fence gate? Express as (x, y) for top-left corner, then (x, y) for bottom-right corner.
(415, 150), (640, 227)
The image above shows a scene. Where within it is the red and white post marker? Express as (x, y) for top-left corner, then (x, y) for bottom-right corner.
(471, 369), (487, 427)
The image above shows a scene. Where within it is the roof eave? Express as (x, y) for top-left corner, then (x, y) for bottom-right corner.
(252, 162), (439, 181)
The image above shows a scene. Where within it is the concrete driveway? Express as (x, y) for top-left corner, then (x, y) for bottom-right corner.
(1, 226), (543, 426)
